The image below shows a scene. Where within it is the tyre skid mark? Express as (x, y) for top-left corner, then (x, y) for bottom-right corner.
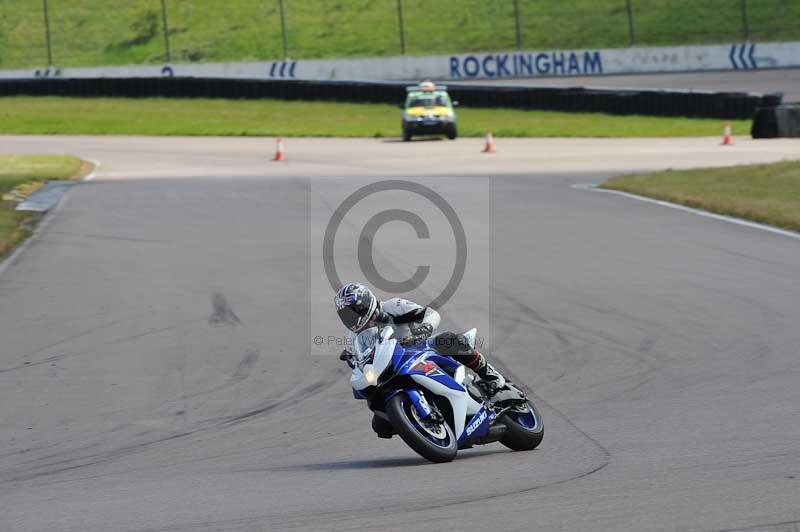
(1, 366), (347, 485)
(130, 451), (610, 532)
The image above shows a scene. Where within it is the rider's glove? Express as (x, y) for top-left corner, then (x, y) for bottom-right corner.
(412, 324), (433, 340)
(400, 324), (433, 346)
(339, 349), (356, 369)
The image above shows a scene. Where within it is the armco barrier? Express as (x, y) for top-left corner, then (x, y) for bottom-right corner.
(0, 77), (782, 119)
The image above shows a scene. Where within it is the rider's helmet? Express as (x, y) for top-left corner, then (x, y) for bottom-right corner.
(335, 282), (378, 332)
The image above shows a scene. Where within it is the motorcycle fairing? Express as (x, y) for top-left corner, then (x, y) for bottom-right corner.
(458, 404), (496, 445)
(400, 354), (465, 392)
(351, 328), (398, 391)
(409, 372), (469, 438)
(351, 325), (492, 442)
(396, 354), (484, 434)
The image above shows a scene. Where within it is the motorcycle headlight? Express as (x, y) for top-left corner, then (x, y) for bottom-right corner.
(363, 364), (378, 386)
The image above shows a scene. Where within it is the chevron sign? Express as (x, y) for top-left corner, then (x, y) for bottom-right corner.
(269, 61), (297, 78)
(729, 43), (757, 70)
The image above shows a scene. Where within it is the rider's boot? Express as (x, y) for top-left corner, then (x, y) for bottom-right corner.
(472, 352), (507, 397)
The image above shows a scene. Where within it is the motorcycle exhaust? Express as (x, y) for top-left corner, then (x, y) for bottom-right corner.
(472, 424), (507, 445)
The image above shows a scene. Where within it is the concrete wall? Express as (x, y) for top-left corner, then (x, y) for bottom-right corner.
(2, 41), (798, 82)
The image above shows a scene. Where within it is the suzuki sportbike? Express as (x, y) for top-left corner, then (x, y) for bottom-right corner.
(341, 326), (543, 463)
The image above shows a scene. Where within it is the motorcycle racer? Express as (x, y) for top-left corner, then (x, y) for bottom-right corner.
(334, 282), (507, 397)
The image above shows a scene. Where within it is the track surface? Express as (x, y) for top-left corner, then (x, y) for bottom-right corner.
(451, 68), (800, 102)
(1, 136), (799, 532)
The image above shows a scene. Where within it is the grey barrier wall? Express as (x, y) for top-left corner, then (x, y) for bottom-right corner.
(0, 77), (783, 120)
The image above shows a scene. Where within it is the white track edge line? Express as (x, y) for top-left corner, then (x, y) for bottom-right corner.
(572, 184), (800, 240)
(83, 158), (101, 182)
(573, 184), (800, 241)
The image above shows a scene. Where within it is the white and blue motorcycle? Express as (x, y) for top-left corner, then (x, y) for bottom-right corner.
(342, 326), (544, 463)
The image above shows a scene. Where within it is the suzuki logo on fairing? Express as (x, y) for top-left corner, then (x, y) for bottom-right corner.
(466, 410), (487, 436)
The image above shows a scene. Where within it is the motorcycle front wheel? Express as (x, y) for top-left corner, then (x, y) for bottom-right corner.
(386, 393), (457, 463)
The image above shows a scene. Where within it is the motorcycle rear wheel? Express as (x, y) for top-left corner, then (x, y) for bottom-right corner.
(386, 393), (457, 463)
(498, 399), (544, 451)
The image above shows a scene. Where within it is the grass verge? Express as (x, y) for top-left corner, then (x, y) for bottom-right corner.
(0, 97), (750, 138)
(0, 155), (90, 259)
(2, 1), (799, 68)
(602, 161), (800, 233)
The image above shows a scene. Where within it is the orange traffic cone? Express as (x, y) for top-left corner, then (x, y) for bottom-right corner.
(273, 137), (286, 161)
(722, 122), (733, 146)
(482, 131), (495, 153)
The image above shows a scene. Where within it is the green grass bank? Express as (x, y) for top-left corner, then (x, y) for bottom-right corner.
(0, 97), (750, 138)
(2, 0), (798, 68)
(602, 161), (800, 233)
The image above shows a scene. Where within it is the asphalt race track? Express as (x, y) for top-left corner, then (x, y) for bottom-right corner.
(1, 136), (799, 532)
